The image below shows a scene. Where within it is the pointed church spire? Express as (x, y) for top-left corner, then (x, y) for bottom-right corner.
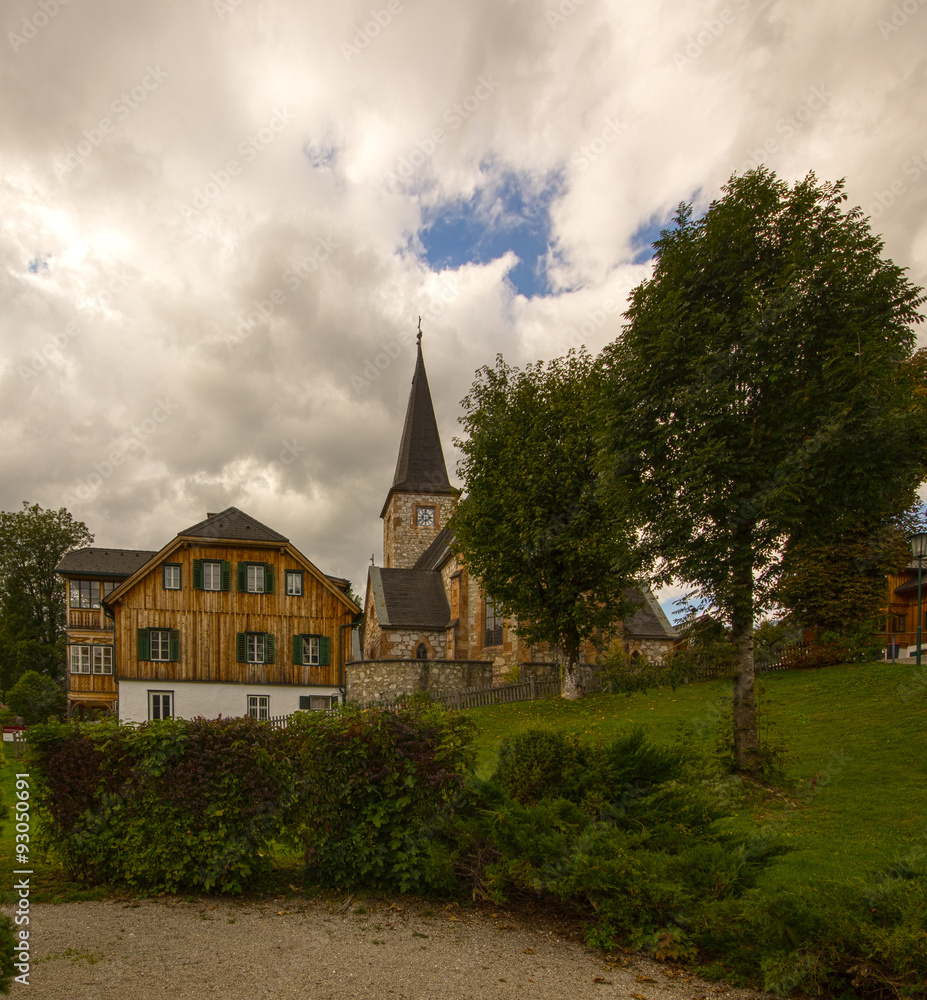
(384, 325), (453, 506)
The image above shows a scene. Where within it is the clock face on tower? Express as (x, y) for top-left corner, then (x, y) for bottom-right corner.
(416, 506), (435, 527)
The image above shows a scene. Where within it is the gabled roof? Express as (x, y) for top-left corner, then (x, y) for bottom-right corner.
(380, 337), (453, 517)
(414, 525), (454, 572)
(55, 547), (157, 578)
(178, 507), (288, 543)
(368, 566), (450, 629)
(624, 587), (678, 639)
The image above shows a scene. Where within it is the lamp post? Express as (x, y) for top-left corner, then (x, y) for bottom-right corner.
(911, 533), (927, 666)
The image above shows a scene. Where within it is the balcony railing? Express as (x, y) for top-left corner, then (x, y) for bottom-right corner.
(67, 609), (112, 631)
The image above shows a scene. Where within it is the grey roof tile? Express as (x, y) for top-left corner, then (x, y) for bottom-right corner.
(369, 566), (450, 629)
(178, 507), (288, 542)
(55, 547), (158, 577)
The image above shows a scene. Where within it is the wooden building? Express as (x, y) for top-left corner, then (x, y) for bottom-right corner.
(880, 561), (927, 657)
(58, 509), (360, 722)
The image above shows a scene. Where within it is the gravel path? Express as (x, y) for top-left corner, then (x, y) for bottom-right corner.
(8, 896), (781, 1000)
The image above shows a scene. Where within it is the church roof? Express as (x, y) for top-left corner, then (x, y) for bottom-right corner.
(624, 587), (678, 639)
(380, 337), (453, 517)
(414, 526), (454, 572)
(368, 567), (451, 629)
(177, 507), (288, 543)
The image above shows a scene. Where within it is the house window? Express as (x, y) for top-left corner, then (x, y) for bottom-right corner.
(292, 634), (330, 666)
(247, 695), (269, 721)
(484, 598), (503, 646)
(148, 691), (173, 720)
(299, 694), (335, 711)
(137, 628), (180, 662)
(416, 506), (436, 527)
(285, 570), (303, 596)
(238, 562), (274, 594)
(71, 580), (117, 607)
(163, 564), (182, 590)
(69, 645), (91, 673)
(889, 613), (907, 633)
(237, 632), (275, 664)
(194, 560), (230, 591)
(93, 646), (113, 674)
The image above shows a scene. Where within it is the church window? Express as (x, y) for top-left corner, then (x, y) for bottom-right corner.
(416, 642), (428, 659)
(484, 598), (503, 646)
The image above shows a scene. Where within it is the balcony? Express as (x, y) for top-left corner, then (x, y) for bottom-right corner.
(68, 609), (113, 631)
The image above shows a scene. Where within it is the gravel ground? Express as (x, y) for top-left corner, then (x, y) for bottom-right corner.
(7, 896), (781, 1000)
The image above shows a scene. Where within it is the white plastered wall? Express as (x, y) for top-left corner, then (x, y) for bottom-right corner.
(117, 680), (341, 723)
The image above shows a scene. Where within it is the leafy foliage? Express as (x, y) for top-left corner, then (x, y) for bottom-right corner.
(26, 716), (295, 893)
(0, 503), (93, 689)
(279, 698), (475, 894)
(453, 351), (640, 697)
(599, 167), (927, 771)
(5, 670), (65, 725)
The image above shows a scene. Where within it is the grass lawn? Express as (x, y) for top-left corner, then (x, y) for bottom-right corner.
(464, 660), (927, 895)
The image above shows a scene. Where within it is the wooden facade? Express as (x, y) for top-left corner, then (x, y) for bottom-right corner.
(879, 564), (927, 653)
(109, 539), (357, 690)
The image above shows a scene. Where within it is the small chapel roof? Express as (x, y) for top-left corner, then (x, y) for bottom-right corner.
(414, 526), (454, 572)
(623, 587), (678, 639)
(368, 567), (451, 629)
(380, 333), (453, 518)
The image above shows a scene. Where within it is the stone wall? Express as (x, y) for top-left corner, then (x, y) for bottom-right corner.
(626, 637), (674, 663)
(346, 659), (494, 705)
(382, 492), (456, 569)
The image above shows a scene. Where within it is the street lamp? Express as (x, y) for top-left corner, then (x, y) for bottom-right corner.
(911, 533), (927, 666)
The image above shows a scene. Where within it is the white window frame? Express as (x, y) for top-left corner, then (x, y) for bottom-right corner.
(246, 563), (266, 593)
(148, 690), (173, 720)
(247, 695), (269, 721)
(163, 564), (181, 590)
(285, 570), (303, 596)
(202, 561), (222, 591)
(302, 636), (320, 666)
(69, 645), (91, 674)
(246, 633), (265, 664)
(149, 629), (172, 662)
(92, 646), (113, 675)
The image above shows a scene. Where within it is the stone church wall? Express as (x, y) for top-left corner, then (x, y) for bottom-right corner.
(346, 659), (494, 705)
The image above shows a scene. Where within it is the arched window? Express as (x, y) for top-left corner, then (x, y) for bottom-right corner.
(631, 650), (641, 662)
(416, 643), (428, 660)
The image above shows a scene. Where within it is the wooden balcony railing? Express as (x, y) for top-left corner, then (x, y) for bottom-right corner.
(67, 609), (112, 631)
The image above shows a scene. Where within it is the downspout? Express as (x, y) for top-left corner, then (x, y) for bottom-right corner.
(339, 615), (363, 705)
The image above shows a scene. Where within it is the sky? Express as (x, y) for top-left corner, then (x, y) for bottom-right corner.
(2, 0), (926, 620)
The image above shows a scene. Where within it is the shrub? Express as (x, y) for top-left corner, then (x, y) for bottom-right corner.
(6, 671), (64, 725)
(26, 716), (295, 893)
(279, 698), (476, 894)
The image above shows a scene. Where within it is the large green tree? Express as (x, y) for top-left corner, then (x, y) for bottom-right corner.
(599, 168), (927, 772)
(452, 351), (640, 698)
(0, 502), (93, 689)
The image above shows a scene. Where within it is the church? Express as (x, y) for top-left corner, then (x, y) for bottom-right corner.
(355, 332), (677, 695)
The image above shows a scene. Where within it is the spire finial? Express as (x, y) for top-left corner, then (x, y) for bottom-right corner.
(416, 316), (422, 347)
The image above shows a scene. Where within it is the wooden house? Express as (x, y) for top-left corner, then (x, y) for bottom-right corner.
(58, 508), (360, 722)
(880, 561), (927, 657)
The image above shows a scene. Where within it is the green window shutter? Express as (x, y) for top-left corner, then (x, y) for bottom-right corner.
(264, 563), (274, 594)
(264, 633), (275, 664)
(236, 633), (247, 662)
(292, 634), (302, 665)
(237, 562), (247, 592)
(319, 636), (331, 666)
(221, 560), (231, 591)
(137, 628), (149, 661)
(170, 629), (180, 662)
(193, 560), (203, 590)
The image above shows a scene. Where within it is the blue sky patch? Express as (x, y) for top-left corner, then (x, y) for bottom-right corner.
(419, 171), (562, 298)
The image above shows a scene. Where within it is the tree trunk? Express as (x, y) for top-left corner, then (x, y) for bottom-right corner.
(730, 540), (760, 774)
(560, 630), (583, 700)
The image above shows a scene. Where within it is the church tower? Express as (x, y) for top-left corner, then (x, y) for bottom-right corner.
(380, 330), (456, 569)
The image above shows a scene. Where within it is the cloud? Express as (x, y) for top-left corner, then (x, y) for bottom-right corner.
(1, 0), (924, 595)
